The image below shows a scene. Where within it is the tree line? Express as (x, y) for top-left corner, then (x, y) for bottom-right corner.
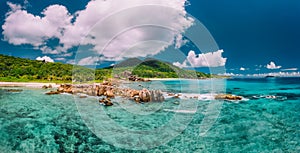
(0, 54), (211, 83)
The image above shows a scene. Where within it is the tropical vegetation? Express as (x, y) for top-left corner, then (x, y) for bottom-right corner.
(0, 54), (212, 83)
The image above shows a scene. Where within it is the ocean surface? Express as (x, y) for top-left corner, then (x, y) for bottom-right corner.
(0, 77), (299, 152)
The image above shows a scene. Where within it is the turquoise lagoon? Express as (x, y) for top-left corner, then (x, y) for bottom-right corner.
(0, 77), (299, 152)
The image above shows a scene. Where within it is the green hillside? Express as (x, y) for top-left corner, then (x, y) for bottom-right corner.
(0, 54), (71, 82)
(0, 54), (111, 83)
(0, 54), (212, 83)
(130, 58), (211, 78)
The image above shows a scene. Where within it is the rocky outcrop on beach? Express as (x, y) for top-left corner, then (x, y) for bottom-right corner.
(57, 84), (73, 94)
(215, 94), (243, 100)
(46, 82), (165, 105)
(42, 84), (52, 89)
(128, 75), (150, 82)
(113, 70), (150, 82)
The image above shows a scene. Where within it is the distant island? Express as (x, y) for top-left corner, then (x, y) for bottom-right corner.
(0, 54), (225, 83)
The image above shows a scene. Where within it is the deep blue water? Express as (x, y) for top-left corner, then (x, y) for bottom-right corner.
(0, 77), (299, 152)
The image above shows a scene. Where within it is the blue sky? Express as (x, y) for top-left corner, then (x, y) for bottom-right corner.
(0, 0), (299, 75)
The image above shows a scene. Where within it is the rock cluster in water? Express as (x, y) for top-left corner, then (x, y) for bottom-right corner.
(46, 81), (164, 106)
(215, 94), (243, 100)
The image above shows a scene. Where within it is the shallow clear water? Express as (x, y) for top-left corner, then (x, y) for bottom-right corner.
(0, 78), (299, 152)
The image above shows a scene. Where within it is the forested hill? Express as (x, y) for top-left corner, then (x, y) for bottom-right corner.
(0, 54), (73, 82)
(0, 54), (212, 82)
(0, 54), (112, 82)
(119, 58), (211, 78)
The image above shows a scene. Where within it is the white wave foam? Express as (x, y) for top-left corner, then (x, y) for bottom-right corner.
(60, 92), (73, 95)
(163, 92), (217, 101)
(163, 109), (196, 114)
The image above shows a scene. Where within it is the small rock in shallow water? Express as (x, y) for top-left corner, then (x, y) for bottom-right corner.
(266, 95), (276, 99)
(79, 95), (87, 98)
(168, 93), (175, 96)
(173, 101), (180, 105)
(45, 91), (60, 95)
(5, 89), (23, 92)
(99, 98), (113, 106)
(133, 96), (141, 103)
(173, 94), (180, 99)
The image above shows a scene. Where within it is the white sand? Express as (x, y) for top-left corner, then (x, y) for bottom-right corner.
(0, 82), (60, 88)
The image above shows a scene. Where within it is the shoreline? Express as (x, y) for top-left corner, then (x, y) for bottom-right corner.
(147, 78), (219, 81)
(0, 82), (60, 88)
(148, 78), (184, 81)
(0, 78), (218, 88)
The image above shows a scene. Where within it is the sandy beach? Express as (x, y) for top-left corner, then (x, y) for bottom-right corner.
(0, 82), (60, 88)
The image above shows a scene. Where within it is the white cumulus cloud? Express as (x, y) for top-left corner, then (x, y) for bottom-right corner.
(36, 56), (54, 62)
(173, 61), (188, 68)
(266, 61), (281, 69)
(174, 34), (188, 49)
(2, 3), (72, 54)
(173, 50), (227, 68)
(6, 2), (22, 12)
(3, 0), (193, 60)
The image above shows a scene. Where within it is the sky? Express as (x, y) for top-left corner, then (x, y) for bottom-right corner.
(0, 0), (299, 75)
